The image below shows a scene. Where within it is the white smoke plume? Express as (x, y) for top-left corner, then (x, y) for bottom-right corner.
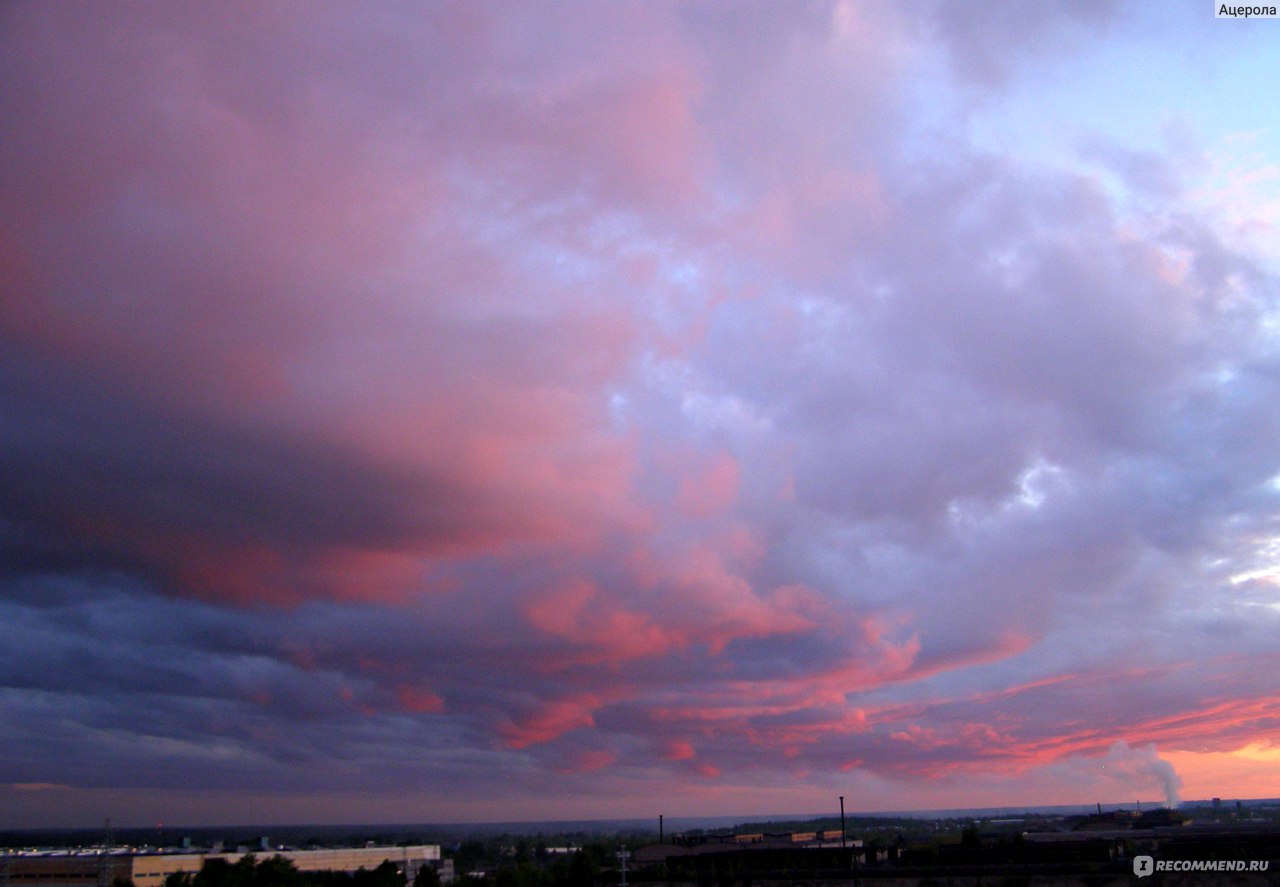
(1049, 740), (1184, 808)
(1099, 741), (1183, 807)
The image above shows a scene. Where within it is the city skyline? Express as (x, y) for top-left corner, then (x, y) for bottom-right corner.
(3, 1), (1280, 828)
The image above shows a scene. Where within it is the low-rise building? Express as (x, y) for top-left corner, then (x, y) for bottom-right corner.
(1, 844), (442, 886)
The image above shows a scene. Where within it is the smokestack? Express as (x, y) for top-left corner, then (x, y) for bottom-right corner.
(659, 815), (664, 844)
(839, 796), (846, 849)
(1097, 803), (1102, 815)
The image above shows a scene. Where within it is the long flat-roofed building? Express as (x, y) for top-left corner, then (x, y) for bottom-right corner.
(1, 844), (442, 886)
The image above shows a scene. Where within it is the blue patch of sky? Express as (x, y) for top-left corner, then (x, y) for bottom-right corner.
(947, 4), (1280, 272)
(964, 5), (1279, 164)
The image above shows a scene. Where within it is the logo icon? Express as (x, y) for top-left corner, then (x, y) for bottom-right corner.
(1133, 855), (1154, 878)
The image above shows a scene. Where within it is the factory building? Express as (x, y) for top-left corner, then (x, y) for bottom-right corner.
(1, 844), (441, 886)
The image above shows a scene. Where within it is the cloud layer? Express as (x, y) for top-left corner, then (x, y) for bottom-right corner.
(2, 1), (1279, 826)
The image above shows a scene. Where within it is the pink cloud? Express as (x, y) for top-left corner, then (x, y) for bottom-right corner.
(394, 685), (445, 715)
(661, 739), (696, 761)
(497, 694), (609, 750)
(674, 452), (741, 518)
(557, 749), (618, 774)
(523, 580), (687, 667)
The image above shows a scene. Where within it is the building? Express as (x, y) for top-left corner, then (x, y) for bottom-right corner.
(0, 844), (442, 886)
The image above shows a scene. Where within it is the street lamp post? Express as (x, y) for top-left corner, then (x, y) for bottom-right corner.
(616, 849), (630, 887)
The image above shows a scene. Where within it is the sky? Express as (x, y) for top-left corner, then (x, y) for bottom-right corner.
(2, 1), (1280, 829)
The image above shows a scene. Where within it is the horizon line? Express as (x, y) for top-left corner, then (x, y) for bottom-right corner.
(6, 797), (1276, 835)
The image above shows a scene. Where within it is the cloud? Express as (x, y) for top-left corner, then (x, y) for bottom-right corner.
(9, 783), (71, 792)
(2, 0), (1280, 826)
(918, 0), (1121, 87)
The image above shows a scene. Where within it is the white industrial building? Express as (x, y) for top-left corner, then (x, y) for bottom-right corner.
(0, 844), (442, 886)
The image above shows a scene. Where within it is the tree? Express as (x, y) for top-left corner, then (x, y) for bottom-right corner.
(194, 857), (235, 887)
(413, 866), (441, 887)
(252, 855), (304, 887)
(351, 860), (405, 887)
(566, 851), (594, 887)
(232, 854), (258, 886)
